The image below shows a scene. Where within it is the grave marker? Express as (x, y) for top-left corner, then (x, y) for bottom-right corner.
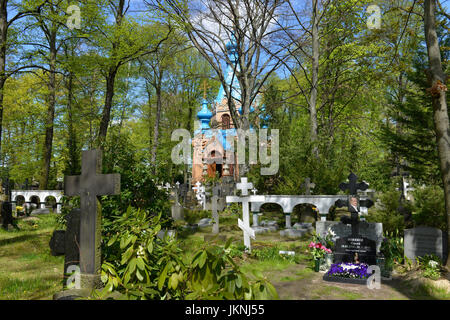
(226, 177), (255, 252)
(404, 226), (448, 262)
(64, 149), (120, 290)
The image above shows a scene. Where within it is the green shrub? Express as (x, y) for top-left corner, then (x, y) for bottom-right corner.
(97, 206), (278, 300)
(367, 190), (409, 234)
(411, 186), (447, 231)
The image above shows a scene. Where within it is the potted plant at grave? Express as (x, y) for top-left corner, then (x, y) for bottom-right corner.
(308, 241), (332, 272)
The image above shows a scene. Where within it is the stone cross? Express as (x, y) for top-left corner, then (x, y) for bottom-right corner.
(64, 149), (120, 286)
(301, 177), (315, 195)
(251, 188), (258, 195)
(227, 177), (255, 252)
(211, 195), (219, 234)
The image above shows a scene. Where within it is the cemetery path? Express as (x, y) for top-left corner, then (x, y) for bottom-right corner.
(268, 264), (449, 300)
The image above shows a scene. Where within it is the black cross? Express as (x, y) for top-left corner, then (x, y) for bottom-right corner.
(64, 149), (120, 276)
(339, 172), (368, 195)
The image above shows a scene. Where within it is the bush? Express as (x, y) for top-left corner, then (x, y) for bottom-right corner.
(367, 190), (409, 234)
(97, 206), (278, 300)
(411, 185), (447, 231)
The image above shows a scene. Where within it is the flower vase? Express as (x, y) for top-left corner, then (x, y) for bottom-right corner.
(314, 258), (322, 272)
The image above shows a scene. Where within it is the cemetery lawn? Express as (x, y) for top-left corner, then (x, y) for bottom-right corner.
(0, 214), (64, 300)
(1, 211), (449, 300)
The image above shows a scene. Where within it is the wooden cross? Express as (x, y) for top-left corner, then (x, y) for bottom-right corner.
(227, 177), (255, 252)
(64, 149), (120, 276)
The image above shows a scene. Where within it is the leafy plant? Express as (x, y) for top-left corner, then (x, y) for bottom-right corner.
(380, 229), (404, 268)
(417, 254), (442, 280)
(366, 190), (408, 234)
(411, 186), (447, 231)
(97, 206), (278, 300)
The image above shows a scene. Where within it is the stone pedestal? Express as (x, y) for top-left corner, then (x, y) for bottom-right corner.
(285, 215), (292, 229)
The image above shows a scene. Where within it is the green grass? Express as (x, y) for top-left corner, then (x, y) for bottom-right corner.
(0, 214), (64, 300)
(311, 285), (363, 300)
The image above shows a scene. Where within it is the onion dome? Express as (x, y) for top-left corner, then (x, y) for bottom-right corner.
(197, 98), (212, 133)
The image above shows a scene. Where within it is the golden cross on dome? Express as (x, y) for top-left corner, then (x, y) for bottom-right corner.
(203, 80), (210, 100)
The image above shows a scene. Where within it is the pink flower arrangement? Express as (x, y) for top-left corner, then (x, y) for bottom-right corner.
(308, 241), (332, 259)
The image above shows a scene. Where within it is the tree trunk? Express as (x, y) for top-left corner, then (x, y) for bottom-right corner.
(0, 1), (7, 166)
(66, 71), (79, 175)
(40, 30), (57, 189)
(98, 66), (118, 147)
(424, 0), (450, 267)
(151, 80), (162, 171)
(309, 0), (320, 158)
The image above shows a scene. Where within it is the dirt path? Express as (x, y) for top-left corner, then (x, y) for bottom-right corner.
(267, 264), (449, 300)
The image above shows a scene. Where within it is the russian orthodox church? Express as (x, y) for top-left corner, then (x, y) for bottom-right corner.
(191, 36), (269, 185)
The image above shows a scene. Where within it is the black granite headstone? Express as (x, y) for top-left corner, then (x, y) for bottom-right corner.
(334, 235), (377, 265)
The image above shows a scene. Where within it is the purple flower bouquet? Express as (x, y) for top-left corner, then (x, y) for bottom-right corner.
(326, 263), (370, 279)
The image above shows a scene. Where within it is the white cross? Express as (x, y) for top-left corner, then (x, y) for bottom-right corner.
(175, 181), (180, 188)
(251, 188), (258, 195)
(236, 177), (253, 196)
(226, 177), (256, 252)
(192, 181), (202, 193)
(163, 183), (171, 192)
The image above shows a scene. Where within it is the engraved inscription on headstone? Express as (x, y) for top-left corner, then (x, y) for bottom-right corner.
(404, 226), (448, 262)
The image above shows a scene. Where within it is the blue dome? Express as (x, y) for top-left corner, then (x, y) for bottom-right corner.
(197, 99), (212, 133)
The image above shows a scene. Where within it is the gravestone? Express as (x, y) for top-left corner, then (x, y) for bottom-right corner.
(334, 235), (377, 265)
(171, 202), (184, 221)
(53, 149), (120, 299)
(49, 208), (81, 288)
(316, 221), (383, 252)
(404, 226), (448, 262)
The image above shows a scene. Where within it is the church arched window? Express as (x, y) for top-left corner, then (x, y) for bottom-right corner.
(221, 114), (231, 129)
